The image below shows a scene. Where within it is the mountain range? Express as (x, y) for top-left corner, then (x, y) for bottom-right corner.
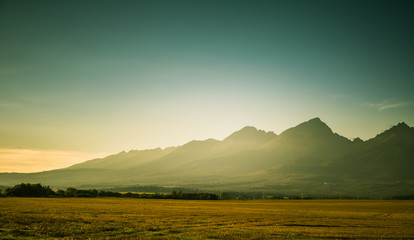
(1, 118), (413, 197)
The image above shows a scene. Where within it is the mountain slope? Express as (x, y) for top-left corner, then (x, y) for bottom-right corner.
(327, 122), (414, 181)
(67, 147), (176, 170)
(0, 118), (413, 197)
(221, 126), (277, 150)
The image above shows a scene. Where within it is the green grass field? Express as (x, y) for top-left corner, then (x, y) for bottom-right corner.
(0, 198), (413, 239)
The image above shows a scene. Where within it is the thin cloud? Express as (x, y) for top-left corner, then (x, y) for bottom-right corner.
(0, 96), (49, 109)
(0, 100), (22, 108)
(332, 94), (354, 100)
(365, 100), (412, 112)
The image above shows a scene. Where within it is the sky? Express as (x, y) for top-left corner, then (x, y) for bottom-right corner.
(1, 0), (414, 172)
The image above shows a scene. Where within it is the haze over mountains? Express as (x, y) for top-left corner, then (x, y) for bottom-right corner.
(1, 118), (413, 197)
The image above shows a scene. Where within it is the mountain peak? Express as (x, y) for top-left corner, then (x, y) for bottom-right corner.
(308, 117), (322, 122)
(306, 117), (325, 125)
(239, 126), (256, 130)
(353, 137), (364, 143)
(370, 122), (413, 143)
(385, 122), (412, 134)
(278, 117), (338, 141)
(224, 126), (276, 142)
(392, 122), (412, 134)
(296, 117), (332, 132)
(236, 126), (259, 134)
(395, 122), (410, 129)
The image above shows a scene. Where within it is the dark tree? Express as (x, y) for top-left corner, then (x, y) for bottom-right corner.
(4, 183), (55, 197)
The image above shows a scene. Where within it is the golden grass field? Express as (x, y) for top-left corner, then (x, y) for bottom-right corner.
(0, 198), (413, 239)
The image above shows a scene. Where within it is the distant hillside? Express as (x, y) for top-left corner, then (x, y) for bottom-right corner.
(1, 118), (413, 197)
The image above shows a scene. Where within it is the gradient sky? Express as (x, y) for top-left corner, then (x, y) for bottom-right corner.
(1, 0), (414, 172)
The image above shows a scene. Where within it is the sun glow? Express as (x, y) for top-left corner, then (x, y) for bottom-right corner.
(0, 148), (108, 173)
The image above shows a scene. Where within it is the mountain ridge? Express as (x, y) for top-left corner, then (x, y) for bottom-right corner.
(1, 118), (413, 197)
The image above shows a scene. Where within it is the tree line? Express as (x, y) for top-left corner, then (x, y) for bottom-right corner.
(0, 183), (219, 200)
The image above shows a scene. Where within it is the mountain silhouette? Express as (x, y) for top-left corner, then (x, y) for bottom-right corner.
(224, 126), (276, 144)
(1, 118), (413, 197)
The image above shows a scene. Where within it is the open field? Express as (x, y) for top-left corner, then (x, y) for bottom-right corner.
(0, 198), (413, 239)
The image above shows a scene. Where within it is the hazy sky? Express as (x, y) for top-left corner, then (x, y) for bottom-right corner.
(1, 0), (414, 172)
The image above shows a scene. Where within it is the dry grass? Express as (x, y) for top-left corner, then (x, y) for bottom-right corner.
(0, 198), (413, 239)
